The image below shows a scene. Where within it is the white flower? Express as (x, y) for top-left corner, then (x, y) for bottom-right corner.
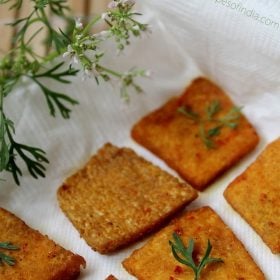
(132, 25), (140, 31)
(101, 13), (108, 20)
(82, 66), (99, 81)
(72, 55), (79, 64)
(123, 0), (135, 5)
(75, 18), (83, 30)
(108, 1), (117, 9)
(63, 45), (79, 65)
(82, 68), (92, 81)
(144, 70), (152, 77)
(62, 45), (73, 58)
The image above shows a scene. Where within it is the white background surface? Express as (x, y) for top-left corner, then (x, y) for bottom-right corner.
(1, 0), (280, 279)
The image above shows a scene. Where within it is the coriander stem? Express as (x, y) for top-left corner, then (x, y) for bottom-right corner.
(98, 65), (122, 78)
(0, 87), (3, 111)
(0, 88), (5, 157)
(82, 15), (101, 36)
(43, 51), (60, 63)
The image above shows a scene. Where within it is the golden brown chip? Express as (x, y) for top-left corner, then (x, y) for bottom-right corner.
(131, 77), (259, 190)
(57, 143), (197, 254)
(224, 138), (280, 254)
(123, 207), (265, 280)
(105, 275), (118, 280)
(0, 207), (85, 280)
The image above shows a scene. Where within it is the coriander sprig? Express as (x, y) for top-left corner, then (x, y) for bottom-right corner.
(1, 112), (49, 185)
(0, 242), (19, 266)
(169, 233), (223, 280)
(0, 0), (149, 185)
(178, 100), (242, 149)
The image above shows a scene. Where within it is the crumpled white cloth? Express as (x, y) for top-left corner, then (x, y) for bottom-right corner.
(1, 0), (279, 279)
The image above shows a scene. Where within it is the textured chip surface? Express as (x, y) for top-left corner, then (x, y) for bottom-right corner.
(131, 77), (259, 190)
(0, 207), (85, 280)
(123, 207), (265, 280)
(57, 143), (197, 254)
(105, 275), (118, 280)
(224, 138), (280, 254)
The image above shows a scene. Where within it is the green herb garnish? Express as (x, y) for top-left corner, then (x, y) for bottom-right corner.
(0, 242), (19, 266)
(178, 100), (242, 149)
(169, 233), (223, 280)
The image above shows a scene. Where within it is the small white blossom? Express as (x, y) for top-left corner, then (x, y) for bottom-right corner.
(101, 13), (108, 20)
(132, 25), (140, 31)
(108, 1), (117, 9)
(82, 66), (99, 81)
(62, 45), (73, 58)
(123, 0), (135, 5)
(72, 55), (79, 64)
(82, 68), (92, 81)
(75, 18), (83, 30)
(63, 45), (79, 65)
(144, 70), (152, 77)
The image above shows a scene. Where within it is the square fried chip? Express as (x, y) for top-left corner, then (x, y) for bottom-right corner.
(123, 206), (265, 280)
(224, 138), (280, 254)
(131, 77), (259, 190)
(57, 143), (197, 254)
(0, 207), (85, 280)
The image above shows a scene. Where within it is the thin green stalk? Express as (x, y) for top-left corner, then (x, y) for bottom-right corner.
(99, 65), (122, 78)
(82, 15), (101, 36)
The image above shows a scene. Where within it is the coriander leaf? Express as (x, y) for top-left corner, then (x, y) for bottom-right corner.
(31, 78), (79, 119)
(0, 137), (9, 172)
(0, 0), (22, 9)
(169, 233), (223, 280)
(6, 141), (49, 185)
(3, 117), (49, 185)
(199, 124), (214, 149)
(0, 242), (19, 250)
(0, 252), (16, 266)
(206, 100), (221, 120)
(0, 242), (19, 266)
(0, 113), (10, 172)
(177, 106), (199, 121)
(207, 126), (222, 137)
(220, 106), (242, 124)
(32, 62), (79, 84)
(35, 0), (49, 9)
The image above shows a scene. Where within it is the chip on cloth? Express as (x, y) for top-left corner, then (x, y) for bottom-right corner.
(224, 138), (280, 254)
(0, 207), (85, 280)
(57, 143), (197, 254)
(123, 206), (265, 280)
(105, 275), (118, 280)
(131, 77), (259, 190)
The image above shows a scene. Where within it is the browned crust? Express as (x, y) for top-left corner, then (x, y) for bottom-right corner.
(57, 143), (197, 254)
(123, 206), (265, 280)
(0, 207), (86, 280)
(131, 77), (259, 190)
(224, 138), (280, 254)
(105, 275), (118, 280)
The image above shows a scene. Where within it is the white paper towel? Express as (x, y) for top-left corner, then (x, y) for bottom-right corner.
(1, 0), (279, 279)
